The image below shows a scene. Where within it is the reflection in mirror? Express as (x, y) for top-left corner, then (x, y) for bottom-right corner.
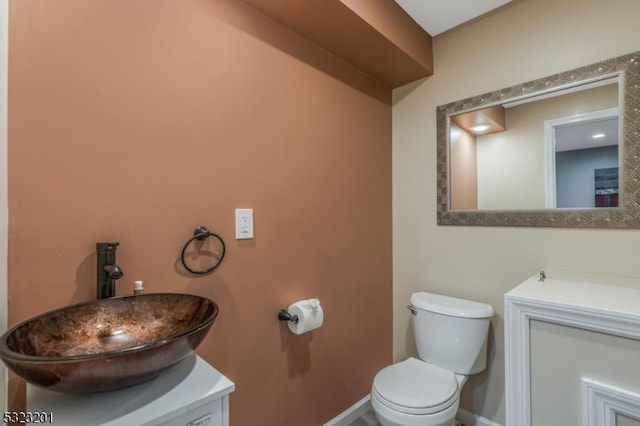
(437, 51), (640, 228)
(552, 106), (619, 209)
(450, 80), (619, 211)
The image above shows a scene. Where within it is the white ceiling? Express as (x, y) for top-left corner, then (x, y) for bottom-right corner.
(555, 117), (619, 152)
(394, 0), (513, 36)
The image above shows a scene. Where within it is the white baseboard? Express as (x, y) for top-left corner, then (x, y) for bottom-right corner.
(457, 408), (502, 426)
(324, 395), (372, 426)
(324, 396), (501, 426)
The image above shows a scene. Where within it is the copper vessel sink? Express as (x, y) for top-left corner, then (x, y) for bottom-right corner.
(0, 293), (218, 393)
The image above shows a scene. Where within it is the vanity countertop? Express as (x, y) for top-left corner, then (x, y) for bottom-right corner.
(27, 356), (234, 426)
(506, 269), (640, 318)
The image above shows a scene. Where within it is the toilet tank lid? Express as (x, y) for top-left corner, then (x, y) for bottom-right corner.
(410, 292), (494, 318)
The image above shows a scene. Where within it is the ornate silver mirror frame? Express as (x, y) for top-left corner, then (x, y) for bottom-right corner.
(436, 51), (640, 228)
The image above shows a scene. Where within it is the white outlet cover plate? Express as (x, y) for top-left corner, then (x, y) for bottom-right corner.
(235, 208), (254, 239)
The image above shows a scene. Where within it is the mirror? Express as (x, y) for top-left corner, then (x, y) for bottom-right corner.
(436, 51), (640, 228)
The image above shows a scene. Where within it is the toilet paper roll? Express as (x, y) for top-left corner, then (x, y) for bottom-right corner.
(287, 299), (324, 335)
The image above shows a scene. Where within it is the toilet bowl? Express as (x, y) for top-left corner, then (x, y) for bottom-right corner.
(370, 292), (493, 426)
(371, 358), (466, 426)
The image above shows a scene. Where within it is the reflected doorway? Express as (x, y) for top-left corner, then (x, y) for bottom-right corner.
(544, 108), (619, 208)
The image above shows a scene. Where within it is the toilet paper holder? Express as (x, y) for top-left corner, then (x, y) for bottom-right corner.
(277, 309), (299, 324)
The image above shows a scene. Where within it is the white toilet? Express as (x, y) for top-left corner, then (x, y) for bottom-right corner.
(371, 292), (493, 426)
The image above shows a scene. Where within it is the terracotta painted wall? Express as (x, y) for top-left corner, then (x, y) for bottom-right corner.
(449, 124), (477, 210)
(339, 0), (432, 70)
(0, 0), (7, 415)
(7, 0), (392, 424)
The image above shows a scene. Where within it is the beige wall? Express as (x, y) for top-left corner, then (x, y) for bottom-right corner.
(476, 84), (618, 210)
(0, 0), (7, 416)
(530, 321), (640, 425)
(392, 0), (640, 423)
(7, 1), (392, 424)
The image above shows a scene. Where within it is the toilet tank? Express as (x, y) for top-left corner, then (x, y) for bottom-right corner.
(410, 292), (493, 375)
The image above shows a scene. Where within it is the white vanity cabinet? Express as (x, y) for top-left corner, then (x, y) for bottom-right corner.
(27, 356), (234, 426)
(505, 270), (640, 426)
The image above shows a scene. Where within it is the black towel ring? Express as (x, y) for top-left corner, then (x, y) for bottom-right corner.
(180, 225), (226, 275)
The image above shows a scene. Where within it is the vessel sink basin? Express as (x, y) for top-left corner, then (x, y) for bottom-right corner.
(0, 293), (218, 393)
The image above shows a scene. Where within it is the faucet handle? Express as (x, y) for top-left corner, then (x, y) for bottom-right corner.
(97, 242), (119, 252)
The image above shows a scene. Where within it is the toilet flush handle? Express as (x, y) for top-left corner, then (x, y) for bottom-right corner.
(407, 305), (417, 316)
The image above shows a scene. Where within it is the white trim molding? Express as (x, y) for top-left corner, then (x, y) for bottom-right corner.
(583, 379), (640, 426)
(457, 408), (503, 426)
(505, 270), (640, 426)
(324, 395), (372, 426)
(323, 394), (505, 426)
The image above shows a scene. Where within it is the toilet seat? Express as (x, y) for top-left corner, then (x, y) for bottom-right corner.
(372, 358), (458, 415)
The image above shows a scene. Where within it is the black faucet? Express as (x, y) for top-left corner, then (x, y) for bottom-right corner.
(97, 242), (124, 299)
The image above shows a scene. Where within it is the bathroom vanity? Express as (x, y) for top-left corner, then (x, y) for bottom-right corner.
(26, 356), (234, 426)
(505, 270), (640, 426)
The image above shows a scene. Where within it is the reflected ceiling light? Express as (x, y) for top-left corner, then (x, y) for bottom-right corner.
(470, 124), (491, 133)
(592, 133), (606, 139)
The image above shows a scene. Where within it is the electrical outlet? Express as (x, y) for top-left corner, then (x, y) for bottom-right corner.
(235, 208), (254, 239)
